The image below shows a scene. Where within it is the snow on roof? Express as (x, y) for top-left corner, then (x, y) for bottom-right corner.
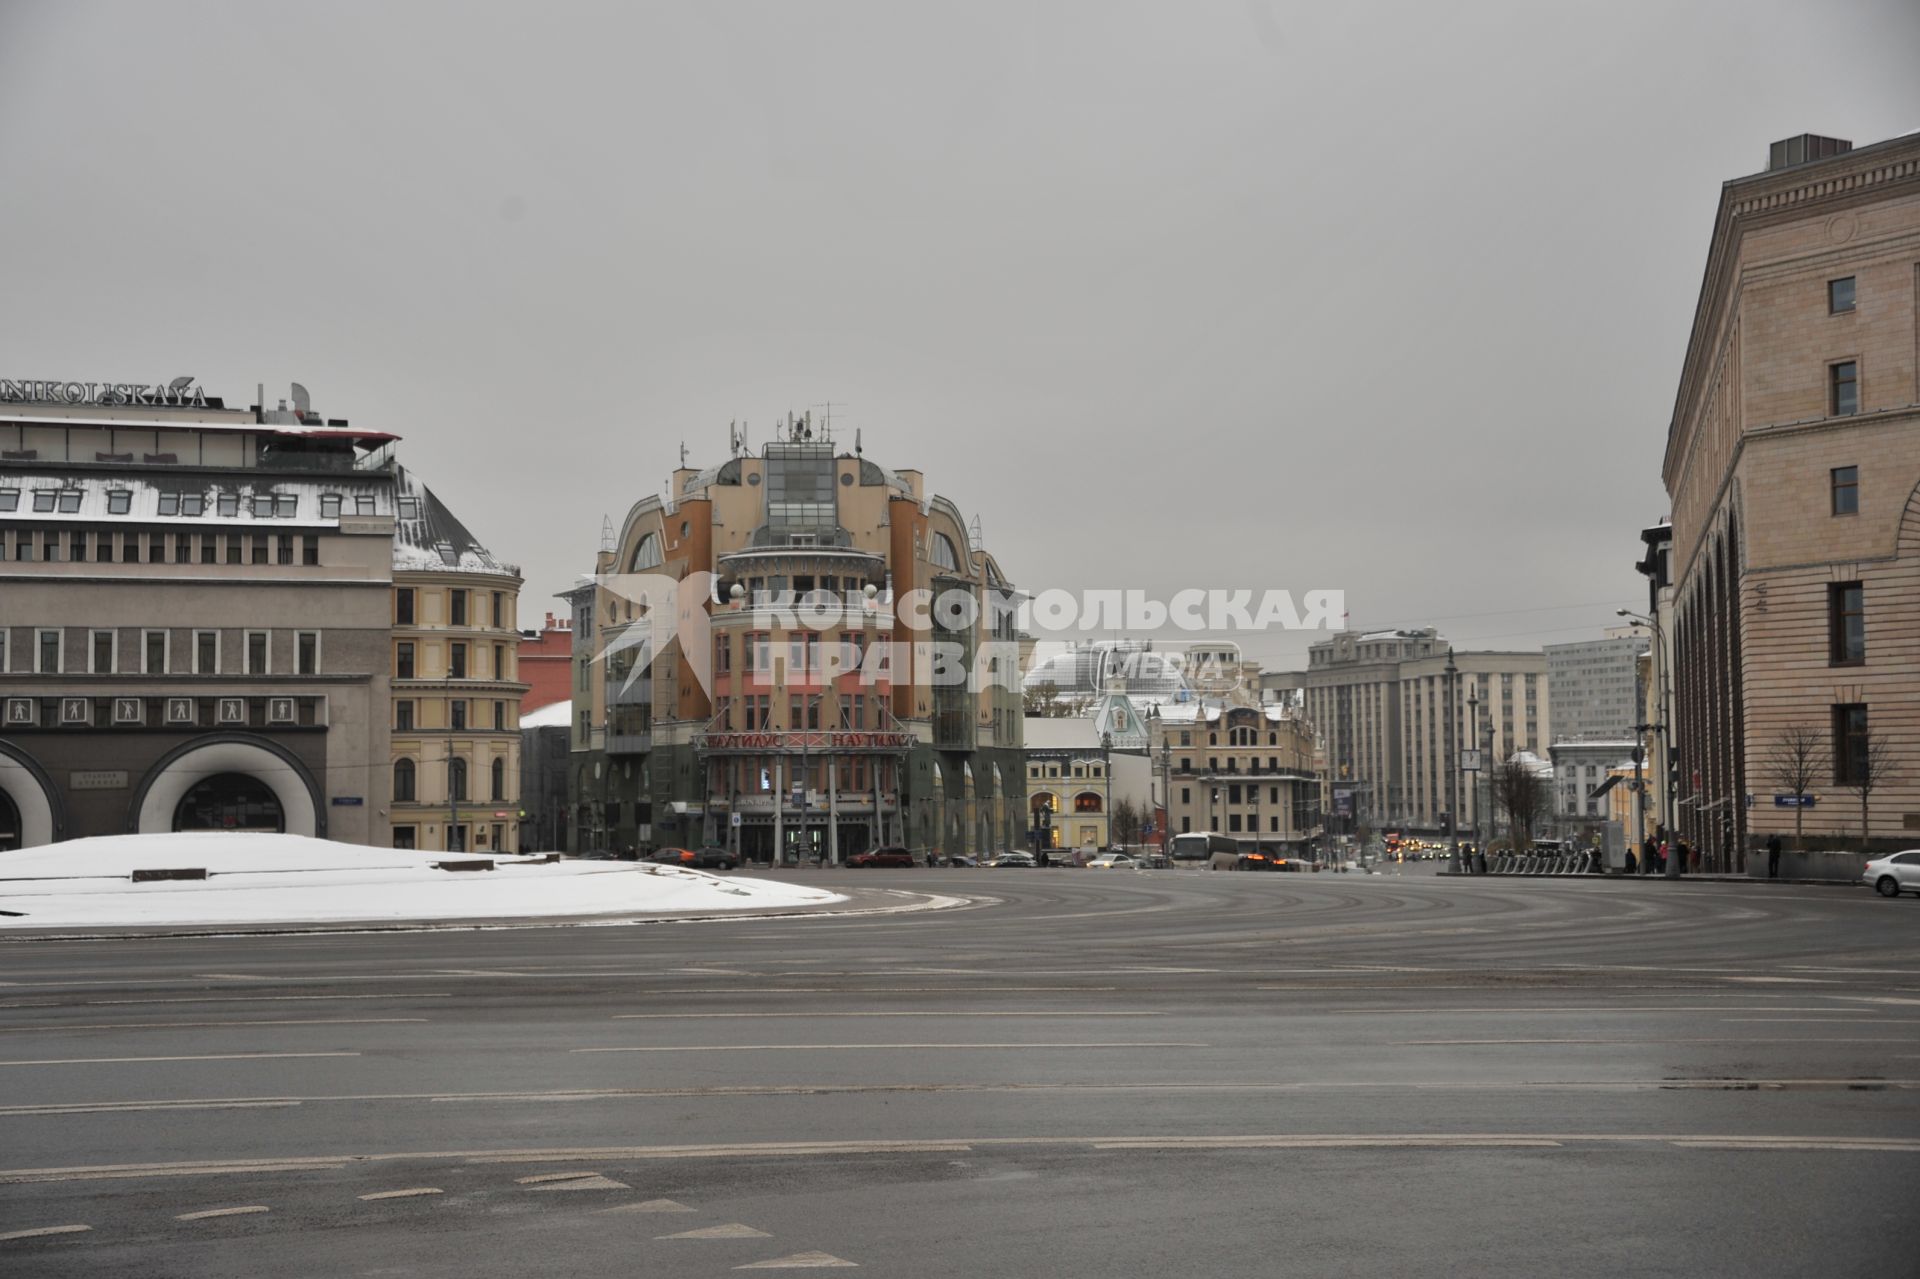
(391, 464), (517, 577)
(0, 471), (390, 525)
(519, 699), (573, 728)
(1021, 716), (1104, 751)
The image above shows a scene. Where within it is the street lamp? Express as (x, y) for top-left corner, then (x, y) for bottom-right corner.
(1618, 608), (1677, 862)
(1446, 648), (1462, 875)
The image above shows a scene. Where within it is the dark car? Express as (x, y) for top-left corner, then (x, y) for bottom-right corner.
(848, 846), (916, 868)
(687, 846), (740, 870)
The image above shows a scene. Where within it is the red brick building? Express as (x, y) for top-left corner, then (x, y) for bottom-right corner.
(517, 613), (573, 714)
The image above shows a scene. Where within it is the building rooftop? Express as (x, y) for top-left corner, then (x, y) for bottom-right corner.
(391, 465), (517, 577)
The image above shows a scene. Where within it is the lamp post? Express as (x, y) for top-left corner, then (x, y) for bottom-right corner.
(1101, 729), (1113, 850)
(1446, 648), (1462, 875)
(1467, 687), (1480, 872)
(1618, 609), (1675, 863)
(1158, 732), (1171, 855)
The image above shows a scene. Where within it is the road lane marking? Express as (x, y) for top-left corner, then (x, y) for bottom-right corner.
(1090, 1137), (1565, 1150)
(568, 1042), (1205, 1054)
(518, 1172), (631, 1190)
(176, 1206), (269, 1220)
(737, 1252), (859, 1268)
(1724, 1019), (1920, 1024)
(1394, 1038), (1918, 1046)
(0, 994), (452, 1009)
(1292, 1006), (1856, 1014)
(660, 1223), (772, 1239)
(0, 1018), (428, 1033)
(1671, 1140), (1920, 1152)
(603, 1199), (696, 1213)
(1, 1101), (301, 1117)
(611, 1011), (1165, 1019)
(358, 1187), (442, 1200)
(0, 1052), (360, 1067)
(0, 1224), (90, 1241)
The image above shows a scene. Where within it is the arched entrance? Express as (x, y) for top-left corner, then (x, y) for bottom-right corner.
(172, 773), (286, 833)
(131, 737), (321, 838)
(0, 745), (61, 849)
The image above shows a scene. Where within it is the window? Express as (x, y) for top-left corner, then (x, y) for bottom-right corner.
(393, 758), (417, 802)
(1831, 466), (1858, 515)
(225, 536), (241, 564)
(1830, 361), (1858, 416)
(195, 630), (219, 674)
(1833, 703), (1869, 785)
(251, 536), (268, 565)
(1829, 276), (1855, 314)
(181, 493), (205, 516)
(491, 757), (505, 802)
(494, 700), (505, 731)
(451, 700), (468, 730)
(1817, 581), (1865, 669)
(252, 495), (276, 517)
(246, 631), (269, 674)
(70, 531), (86, 562)
(217, 493), (239, 517)
(354, 495), (375, 516)
(493, 643), (505, 679)
(176, 533), (191, 562)
(58, 491), (80, 513)
(492, 592), (504, 628)
(451, 591), (468, 626)
(275, 495), (296, 517)
(36, 629), (62, 673)
(451, 643), (468, 679)
(32, 491), (55, 513)
(0, 627), (6, 671)
(106, 490), (132, 515)
(396, 700), (415, 731)
(396, 588), (415, 625)
(0, 489), (15, 511)
(302, 536), (318, 566)
(396, 641), (415, 679)
(320, 494), (342, 519)
(449, 758), (469, 802)
(277, 534), (294, 565)
(393, 826), (417, 850)
(90, 630), (116, 674)
(296, 631), (319, 675)
(200, 536), (216, 565)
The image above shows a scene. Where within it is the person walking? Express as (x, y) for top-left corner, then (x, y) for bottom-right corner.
(1766, 833), (1782, 880)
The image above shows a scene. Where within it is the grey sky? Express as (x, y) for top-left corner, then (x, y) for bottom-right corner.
(4, 1), (1916, 667)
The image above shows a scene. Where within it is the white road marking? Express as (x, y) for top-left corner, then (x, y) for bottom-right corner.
(358, 1187), (441, 1200)
(1091, 1136), (1565, 1150)
(569, 1042), (1204, 1054)
(659, 1223), (772, 1240)
(519, 1172), (630, 1190)
(0, 1052), (359, 1067)
(1296, 1005), (1854, 1015)
(611, 1011), (1164, 1019)
(736, 1251), (859, 1268)
(0, 1018), (427, 1034)
(0, 1224), (90, 1241)
(602, 1198), (696, 1213)
(175, 1205), (269, 1220)
(1, 1100), (301, 1117)
(1671, 1139), (1920, 1152)
(1723, 1019), (1920, 1024)
(0, 994), (452, 1009)
(1395, 1038), (1917, 1046)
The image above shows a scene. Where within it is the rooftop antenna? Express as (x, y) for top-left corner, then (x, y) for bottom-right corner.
(599, 515), (614, 555)
(855, 427), (863, 456)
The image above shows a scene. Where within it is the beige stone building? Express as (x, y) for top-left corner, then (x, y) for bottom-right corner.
(1662, 130), (1920, 863)
(1262, 629), (1548, 836)
(388, 467), (528, 853)
(1148, 701), (1323, 854)
(0, 384), (394, 847)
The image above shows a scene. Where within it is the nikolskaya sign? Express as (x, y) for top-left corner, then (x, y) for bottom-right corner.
(0, 376), (210, 408)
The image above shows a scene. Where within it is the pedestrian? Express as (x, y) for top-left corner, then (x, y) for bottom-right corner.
(1625, 848), (1638, 875)
(1641, 835), (1657, 875)
(1766, 833), (1782, 880)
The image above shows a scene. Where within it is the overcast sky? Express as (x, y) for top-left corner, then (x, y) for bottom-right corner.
(4, 1), (1916, 667)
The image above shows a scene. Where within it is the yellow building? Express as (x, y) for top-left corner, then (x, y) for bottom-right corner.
(388, 468), (528, 852)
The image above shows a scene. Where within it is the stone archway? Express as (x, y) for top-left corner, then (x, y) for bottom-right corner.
(130, 737), (322, 838)
(0, 744), (62, 849)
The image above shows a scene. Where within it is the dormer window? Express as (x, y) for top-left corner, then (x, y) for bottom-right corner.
(398, 497), (420, 519)
(252, 495), (277, 517)
(57, 491), (80, 513)
(275, 494), (297, 517)
(0, 490), (17, 512)
(182, 493), (205, 516)
(107, 491), (133, 515)
(354, 495), (375, 515)
(157, 493), (180, 516)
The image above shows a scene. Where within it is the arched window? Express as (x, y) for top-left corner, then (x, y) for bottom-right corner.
(490, 757), (505, 802)
(393, 758), (416, 803)
(629, 532), (662, 572)
(1073, 791), (1103, 814)
(930, 532), (960, 572)
(449, 758), (468, 803)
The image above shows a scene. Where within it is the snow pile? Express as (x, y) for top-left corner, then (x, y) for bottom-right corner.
(0, 832), (843, 929)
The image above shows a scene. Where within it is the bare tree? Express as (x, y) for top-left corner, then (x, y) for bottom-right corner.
(1842, 731), (1900, 845)
(1111, 796), (1143, 846)
(1022, 680), (1090, 719)
(1491, 758), (1551, 851)
(1760, 724), (1829, 844)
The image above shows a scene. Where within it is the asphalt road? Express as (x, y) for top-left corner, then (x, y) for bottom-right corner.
(3, 868), (1918, 1277)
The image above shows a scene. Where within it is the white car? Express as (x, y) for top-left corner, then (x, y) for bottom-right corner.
(1087, 853), (1136, 869)
(1864, 849), (1920, 897)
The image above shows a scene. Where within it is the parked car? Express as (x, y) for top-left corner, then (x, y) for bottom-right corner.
(1865, 849), (1920, 897)
(687, 846), (740, 870)
(989, 851), (1037, 868)
(937, 854), (979, 868)
(646, 847), (693, 865)
(847, 846), (916, 868)
(1087, 853), (1136, 869)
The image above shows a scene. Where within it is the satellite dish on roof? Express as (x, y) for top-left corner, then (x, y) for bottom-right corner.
(290, 383), (312, 415)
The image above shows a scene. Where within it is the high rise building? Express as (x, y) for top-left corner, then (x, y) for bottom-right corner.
(567, 420), (1024, 862)
(1263, 628), (1550, 834)
(1661, 130), (1920, 863)
(1545, 630), (1649, 743)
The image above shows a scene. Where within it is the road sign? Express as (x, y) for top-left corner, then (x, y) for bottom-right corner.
(730, 812), (743, 827)
(1773, 794), (1817, 808)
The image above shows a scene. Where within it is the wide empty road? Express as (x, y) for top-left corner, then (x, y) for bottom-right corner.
(3, 870), (1918, 1277)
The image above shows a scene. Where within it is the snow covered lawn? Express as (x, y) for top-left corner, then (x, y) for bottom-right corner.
(0, 832), (845, 929)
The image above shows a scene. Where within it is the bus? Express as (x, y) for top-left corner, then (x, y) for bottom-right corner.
(1169, 831), (1238, 869)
